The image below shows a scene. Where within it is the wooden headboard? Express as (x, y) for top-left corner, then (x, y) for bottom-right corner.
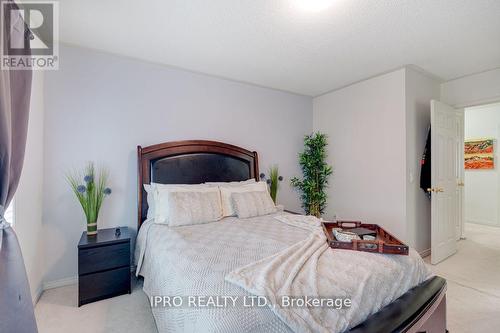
(137, 140), (259, 229)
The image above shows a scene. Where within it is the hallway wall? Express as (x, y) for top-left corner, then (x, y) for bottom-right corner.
(464, 102), (500, 226)
(441, 68), (500, 107)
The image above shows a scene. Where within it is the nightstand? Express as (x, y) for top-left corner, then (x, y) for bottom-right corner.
(77, 227), (131, 306)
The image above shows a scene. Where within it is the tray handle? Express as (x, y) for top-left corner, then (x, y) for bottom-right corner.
(337, 221), (362, 228)
(352, 239), (384, 253)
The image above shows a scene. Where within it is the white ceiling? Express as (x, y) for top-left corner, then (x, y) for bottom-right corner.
(59, 0), (500, 96)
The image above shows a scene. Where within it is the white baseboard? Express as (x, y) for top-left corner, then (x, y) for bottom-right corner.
(419, 248), (431, 258)
(466, 218), (498, 227)
(39, 265), (136, 301)
(43, 276), (77, 291)
(33, 283), (44, 305)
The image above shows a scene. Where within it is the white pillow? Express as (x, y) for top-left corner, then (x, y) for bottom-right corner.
(144, 184), (156, 220)
(219, 181), (268, 217)
(232, 191), (277, 219)
(205, 179), (256, 187)
(153, 183), (212, 224)
(167, 190), (222, 227)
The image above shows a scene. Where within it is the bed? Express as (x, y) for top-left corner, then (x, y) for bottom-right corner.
(135, 140), (447, 333)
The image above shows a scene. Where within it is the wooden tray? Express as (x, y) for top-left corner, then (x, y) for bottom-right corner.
(322, 221), (409, 255)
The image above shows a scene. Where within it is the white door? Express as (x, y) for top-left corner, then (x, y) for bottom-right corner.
(430, 100), (463, 264)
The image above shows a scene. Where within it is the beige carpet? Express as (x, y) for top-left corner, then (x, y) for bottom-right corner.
(35, 277), (158, 333)
(35, 222), (500, 333)
(424, 223), (500, 333)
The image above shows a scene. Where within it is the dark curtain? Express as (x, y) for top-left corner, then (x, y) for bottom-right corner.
(420, 127), (431, 197)
(0, 1), (38, 332)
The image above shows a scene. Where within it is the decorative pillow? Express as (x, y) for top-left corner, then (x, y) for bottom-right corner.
(167, 190), (223, 227)
(219, 181), (268, 217)
(231, 191), (277, 219)
(144, 184), (156, 220)
(153, 183), (212, 224)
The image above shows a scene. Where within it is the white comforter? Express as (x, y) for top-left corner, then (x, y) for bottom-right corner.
(135, 213), (431, 333)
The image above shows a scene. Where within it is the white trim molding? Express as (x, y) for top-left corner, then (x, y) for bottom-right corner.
(419, 248), (431, 258)
(33, 283), (44, 305)
(42, 276), (78, 291)
(37, 265), (137, 304)
(466, 219), (499, 227)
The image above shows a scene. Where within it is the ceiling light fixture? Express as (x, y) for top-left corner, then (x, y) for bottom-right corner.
(294, 0), (334, 12)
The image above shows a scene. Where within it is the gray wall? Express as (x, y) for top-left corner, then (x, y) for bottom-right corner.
(313, 70), (408, 242)
(15, 72), (45, 301)
(43, 45), (312, 283)
(404, 68), (440, 253)
(313, 67), (440, 253)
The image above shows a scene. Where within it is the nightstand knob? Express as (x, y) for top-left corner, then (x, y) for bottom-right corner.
(115, 228), (121, 237)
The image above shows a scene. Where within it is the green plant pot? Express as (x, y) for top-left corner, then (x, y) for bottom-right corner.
(87, 222), (97, 236)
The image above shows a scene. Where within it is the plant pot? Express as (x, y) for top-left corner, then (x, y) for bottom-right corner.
(87, 221), (97, 236)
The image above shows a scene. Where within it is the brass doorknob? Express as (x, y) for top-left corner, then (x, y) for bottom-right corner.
(427, 187), (444, 193)
(458, 181), (465, 187)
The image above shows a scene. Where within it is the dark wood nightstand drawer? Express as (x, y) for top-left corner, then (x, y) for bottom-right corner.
(77, 227), (131, 306)
(78, 266), (131, 306)
(78, 242), (130, 275)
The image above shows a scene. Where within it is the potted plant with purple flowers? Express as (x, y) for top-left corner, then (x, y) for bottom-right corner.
(67, 162), (112, 236)
(260, 165), (283, 204)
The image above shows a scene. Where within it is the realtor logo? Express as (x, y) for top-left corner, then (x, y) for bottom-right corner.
(1, 1), (59, 70)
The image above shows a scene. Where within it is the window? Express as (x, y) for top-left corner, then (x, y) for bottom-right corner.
(4, 200), (14, 225)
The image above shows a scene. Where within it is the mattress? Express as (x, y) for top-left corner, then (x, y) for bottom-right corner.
(135, 213), (431, 333)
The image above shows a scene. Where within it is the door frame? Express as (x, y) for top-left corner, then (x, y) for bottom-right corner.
(458, 110), (465, 241)
(439, 98), (500, 243)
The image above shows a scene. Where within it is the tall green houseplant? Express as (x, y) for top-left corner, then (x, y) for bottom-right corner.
(291, 133), (333, 217)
